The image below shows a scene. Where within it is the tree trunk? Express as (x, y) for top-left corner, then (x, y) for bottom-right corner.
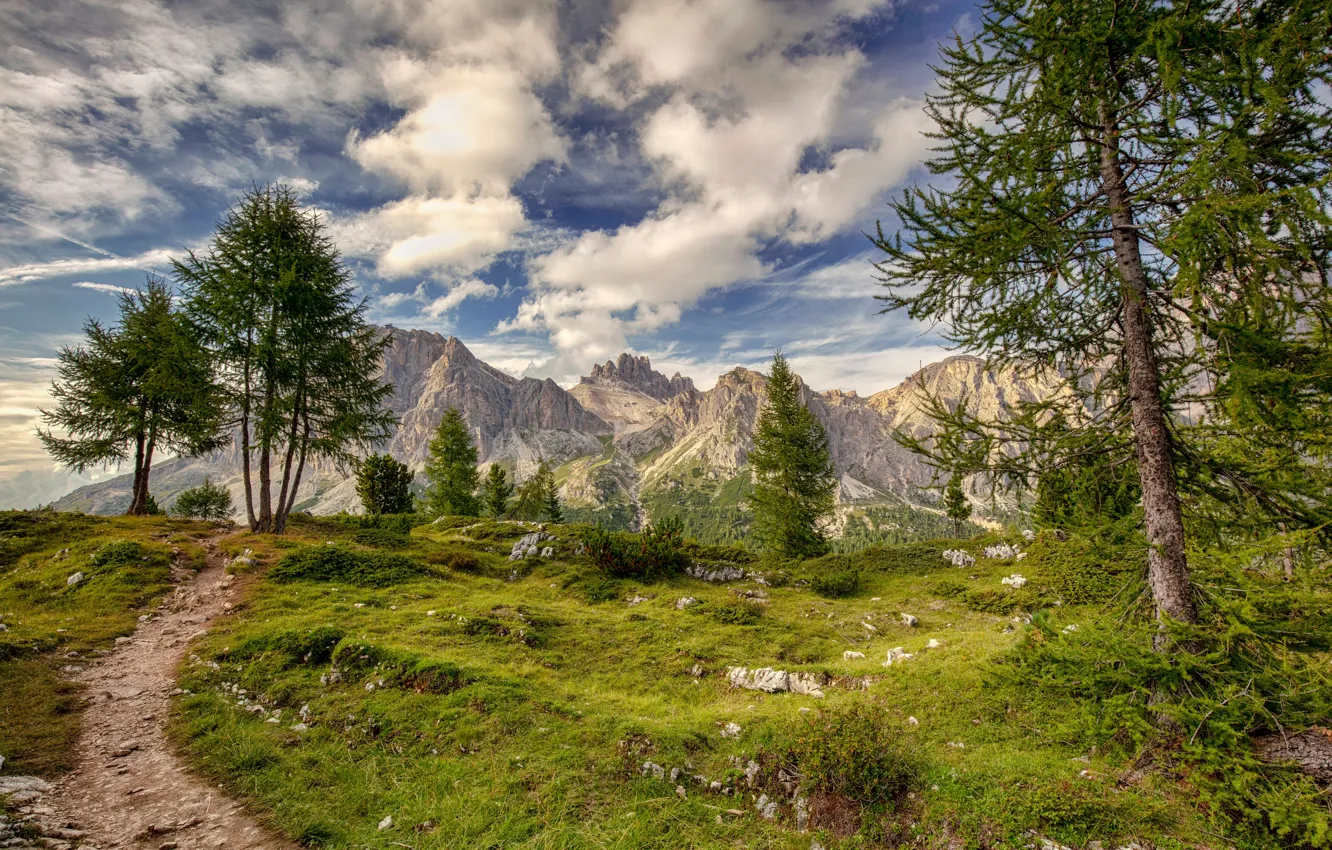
(276, 414), (312, 533)
(139, 427), (158, 514)
(274, 371), (306, 531)
(1100, 109), (1198, 628)
(127, 429), (146, 515)
(240, 332), (258, 531)
(255, 311), (281, 533)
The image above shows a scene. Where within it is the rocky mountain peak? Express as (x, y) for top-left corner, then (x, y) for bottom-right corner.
(581, 353), (695, 401)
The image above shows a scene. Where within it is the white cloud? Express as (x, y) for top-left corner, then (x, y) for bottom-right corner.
(372, 277), (501, 323)
(72, 281), (135, 295)
(0, 249), (175, 287)
(513, 0), (931, 372)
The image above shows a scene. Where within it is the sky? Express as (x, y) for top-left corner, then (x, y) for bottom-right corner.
(0, 0), (972, 508)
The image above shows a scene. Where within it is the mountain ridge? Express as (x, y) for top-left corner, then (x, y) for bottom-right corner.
(50, 332), (1055, 535)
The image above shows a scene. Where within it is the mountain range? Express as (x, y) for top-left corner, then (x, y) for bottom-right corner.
(52, 328), (1063, 538)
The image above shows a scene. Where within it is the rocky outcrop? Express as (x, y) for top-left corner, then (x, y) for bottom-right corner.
(53, 339), (1065, 522)
(581, 353), (695, 401)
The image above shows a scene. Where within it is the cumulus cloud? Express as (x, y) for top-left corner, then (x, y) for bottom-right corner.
(511, 0), (934, 372)
(372, 278), (501, 324)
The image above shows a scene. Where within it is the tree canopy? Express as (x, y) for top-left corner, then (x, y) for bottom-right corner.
(748, 352), (837, 559)
(38, 278), (227, 515)
(873, 0), (1332, 625)
(422, 409), (480, 518)
(176, 184), (394, 532)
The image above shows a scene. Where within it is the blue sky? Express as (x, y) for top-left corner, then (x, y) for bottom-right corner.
(0, 0), (971, 506)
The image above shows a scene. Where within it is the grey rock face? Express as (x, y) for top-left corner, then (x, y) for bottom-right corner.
(581, 353), (696, 401)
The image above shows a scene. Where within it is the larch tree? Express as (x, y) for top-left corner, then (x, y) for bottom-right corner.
(176, 184), (395, 533)
(943, 471), (972, 538)
(482, 463), (513, 518)
(38, 278), (227, 515)
(422, 408), (481, 518)
(748, 352), (837, 559)
(356, 453), (414, 515)
(873, 0), (1332, 627)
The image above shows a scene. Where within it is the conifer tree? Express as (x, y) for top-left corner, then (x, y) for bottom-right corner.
(511, 460), (556, 522)
(356, 453), (414, 515)
(543, 479), (563, 524)
(873, 0), (1332, 626)
(172, 478), (235, 521)
(38, 278), (227, 515)
(422, 409), (480, 517)
(943, 471), (971, 538)
(482, 463), (513, 518)
(176, 184), (394, 533)
(748, 353), (837, 559)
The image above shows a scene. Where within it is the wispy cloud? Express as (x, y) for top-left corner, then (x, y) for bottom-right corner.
(0, 249), (174, 287)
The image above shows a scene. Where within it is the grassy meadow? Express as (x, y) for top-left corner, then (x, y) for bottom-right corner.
(3, 510), (1326, 848)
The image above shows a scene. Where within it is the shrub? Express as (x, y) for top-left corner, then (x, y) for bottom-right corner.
(331, 512), (426, 535)
(172, 478), (234, 520)
(425, 547), (480, 572)
(1006, 540), (1332, 848)
(268, 547), (437, 587)
(681, 540), (758, 565)
(582, 516), (688, 579)
(811, 568), (861, 598)
(355, 453), (415, 516)
(790, 703), (922, 810)
(229, 626), (346, 666)
(351, 528), (411, 549)
(695, 599), (764, 625)
(331, 640), (467, 694)
(91, 541), (151, 569)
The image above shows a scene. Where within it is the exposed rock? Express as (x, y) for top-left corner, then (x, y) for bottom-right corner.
(581, 353), (696, 402)
(686, 564), (745, 583)
(726, 667), (825, 698)
(883, 647), (913, 666)
(66, 571), (85, 586)
(676, 597), (698, 609)
(942, 549), (975, 567)
(1001, 574), (1028, 588)
(900, 613), (919, 627)
(985, 543), (1025, 561)
(508, 532), (553, 562)
(843, 651), (865, 660)
(378, 815), (393, 831)
(720, 722), (742, 739)
(755, 793), (778, 820)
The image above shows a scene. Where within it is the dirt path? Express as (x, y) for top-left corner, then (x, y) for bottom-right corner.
(47, 536), (294, 850)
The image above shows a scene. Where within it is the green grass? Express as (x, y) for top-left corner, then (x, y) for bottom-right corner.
(0, 510), (211, 774)
(162, 520), (1237, 849)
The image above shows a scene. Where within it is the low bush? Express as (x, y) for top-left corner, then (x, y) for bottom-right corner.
(329, 512), (426, 535)
(582, 516), (688, 579)
(351, 527), (411, 549)
(425, 547), (481, 573)
(788, 703), (923, 824)
(811, 568), (861, 598)
(331, 640), (467, 694)
(681, 540), (757, 565)
(228, 626), (346, 666)
(1006, 539), (1332, 848)
(171, 479), (234, 521)
(269, 547), (437, 587)
(694, 598), (764, 625)
(90, 540), (152, 569)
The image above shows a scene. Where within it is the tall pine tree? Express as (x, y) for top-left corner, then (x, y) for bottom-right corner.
(873, 0), (1332, 626)
(356, 453), (414, 515)
(176, 184), (395, 533)
(943, 471), (972, 538)
(38, 278), (227, 515)
(422, 409), (480, 517)
(482, 463), (513, 518)
(748, 353), (837, 559)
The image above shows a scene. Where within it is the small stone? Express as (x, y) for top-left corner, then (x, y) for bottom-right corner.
(900, 613), (919, 627)
(675, 597), (697, 610)
(908, 716), (919, 726)
(426, 610), (437, 617)
(720, 722), (742, 739)
(842, 650), (865, 660)
(66, 572), (85, 587)
(378, 815), (393, 831)
(926, 638), (941, 649)
(675, 785), (686, 798)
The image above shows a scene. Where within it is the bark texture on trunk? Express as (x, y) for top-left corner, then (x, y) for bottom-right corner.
(1100, 111), (1198, 627)
(127, 429), (146, 516)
